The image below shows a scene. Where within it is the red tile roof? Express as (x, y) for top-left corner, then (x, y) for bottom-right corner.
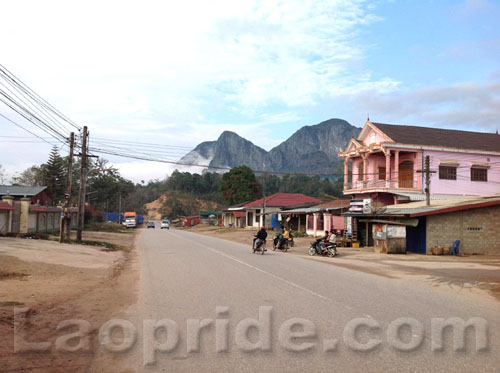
(313, 199), (351, 209)
(245, 193), (321, 208)
(0, 202), (14, 211)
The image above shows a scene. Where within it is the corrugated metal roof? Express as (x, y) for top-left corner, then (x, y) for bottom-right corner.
(385, 194), (500, 216)
(391, 191), (470, 201)
(0, 185), (47, 196)
(313, 199), (351, 209)
(281, 207), (321, 214)
(245, 193), (321, 208)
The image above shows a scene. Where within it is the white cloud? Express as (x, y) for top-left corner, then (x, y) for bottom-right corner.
(353, 81), (500, 131)
(8, 0), (498, 183)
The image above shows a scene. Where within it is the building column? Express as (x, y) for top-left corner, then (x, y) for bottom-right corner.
(344, 158), (350, 188)
(394, 150), (400, 188)
(385, 152), (391, 188)
(324, 213), (332, 231)
(362, 154), (369, 185)
(2, 195), (14, 233)
(313, 213), (319, 237)
(20, 197), (31, 234)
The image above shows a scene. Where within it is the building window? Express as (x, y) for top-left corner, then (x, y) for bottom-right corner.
(439, 166), (457, 180)
(378, 167), (386, 180)
(357, 162), (364, 181)
(467, 227), (483, 232)
(255, 210), (260, 223)
(471, 168), (487, 182)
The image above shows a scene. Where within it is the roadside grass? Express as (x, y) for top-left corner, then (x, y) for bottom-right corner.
(85, 222), (133, 234)
(0, 271), (29, 280)
(0, 301), (24, 307)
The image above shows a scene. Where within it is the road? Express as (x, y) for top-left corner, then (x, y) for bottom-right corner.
(93, 228), (500, 372)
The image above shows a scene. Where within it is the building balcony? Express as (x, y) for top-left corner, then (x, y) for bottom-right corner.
(344, 179), (419, 194)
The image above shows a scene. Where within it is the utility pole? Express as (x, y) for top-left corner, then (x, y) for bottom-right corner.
(262, 176), (266, 228)
(60, 132), (74, 243)
(77, 126), (88, 243)
(417, 156), (436, 206)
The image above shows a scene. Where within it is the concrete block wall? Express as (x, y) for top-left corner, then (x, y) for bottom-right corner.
(426, 205), (500, 254)
(0, 211), (8, 234)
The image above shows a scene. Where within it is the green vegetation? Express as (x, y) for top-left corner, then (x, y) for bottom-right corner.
(0, 301), (24, 306)
(220, 166), (262, 205)
(9, 145), (343, 221)
(84, 222), (132, 233)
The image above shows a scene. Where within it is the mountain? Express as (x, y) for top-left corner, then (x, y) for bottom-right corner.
(268, 118), (360, 173)
(179, 118), (361, 174)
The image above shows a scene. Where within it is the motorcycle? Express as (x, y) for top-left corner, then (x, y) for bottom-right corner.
(252, 236), (267, 255)
(288, 229), (295, 247)
(308, 238), (337, 257)
(272, 233), (289, 252)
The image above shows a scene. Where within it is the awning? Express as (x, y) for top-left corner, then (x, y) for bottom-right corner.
(358, 218), (419, 227)
(391, 191), (465, 201)
(439, 159), (459, 166)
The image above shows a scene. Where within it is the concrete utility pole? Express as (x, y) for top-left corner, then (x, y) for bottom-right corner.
(77, 126), (88, 243)
(262, 176), (266, 228)
(60, 132), (74, 243)
(417, 155), (436, 206)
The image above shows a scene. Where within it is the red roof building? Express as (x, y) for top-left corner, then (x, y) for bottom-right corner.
(244, 193), (321, 229)
(244, 193), (321, 208)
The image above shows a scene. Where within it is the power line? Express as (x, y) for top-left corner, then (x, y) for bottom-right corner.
(91, 137), (194, 150)
(0, 64), (81, 131)
(0, 91), (67, 142)
(0, 112), (58, 146)
(0, 79), (70, 135)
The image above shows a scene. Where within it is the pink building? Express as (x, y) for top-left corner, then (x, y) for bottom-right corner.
(339, 121), (500, 205)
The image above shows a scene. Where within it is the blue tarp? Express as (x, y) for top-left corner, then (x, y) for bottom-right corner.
(102, 212), (144, 224)
(271, 214), (281, 229)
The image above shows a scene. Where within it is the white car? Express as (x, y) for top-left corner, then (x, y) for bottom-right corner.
(160, 220), (170, 229)
(124, 218), (137, 228)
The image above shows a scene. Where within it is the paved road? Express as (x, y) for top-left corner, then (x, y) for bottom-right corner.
(97, 228), (500, 372)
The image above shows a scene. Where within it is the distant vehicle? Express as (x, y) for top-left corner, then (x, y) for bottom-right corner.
(161, 220), (170, 229)
(124, 217), (137, 228)
(147, 221), (155, 229)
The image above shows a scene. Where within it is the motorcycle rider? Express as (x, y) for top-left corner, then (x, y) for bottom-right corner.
(315, 230), (329, 254)
(254, 226), (268, 250)
(329, 229), (336, 244)
(277, 226), (290, 249)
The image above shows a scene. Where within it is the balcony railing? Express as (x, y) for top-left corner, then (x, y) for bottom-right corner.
(344, 179), (415, 190)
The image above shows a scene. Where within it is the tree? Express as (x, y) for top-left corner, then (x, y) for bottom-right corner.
(11, 165), (46, 186)
(219, 166), (261, 205)
(0, 164), (7, 184)
(44, 146), (66, 203)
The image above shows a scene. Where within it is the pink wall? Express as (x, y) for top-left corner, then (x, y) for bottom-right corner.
(350, 150), (422, 190)
(360, 128), (387, 145)
(425, 150), (500, 196)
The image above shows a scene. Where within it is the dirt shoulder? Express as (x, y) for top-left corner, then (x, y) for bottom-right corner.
(0, 231), (139, 372)
(183, 224), (500, 301)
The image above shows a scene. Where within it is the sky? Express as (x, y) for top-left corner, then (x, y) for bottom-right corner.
(0, 0), (499, 183)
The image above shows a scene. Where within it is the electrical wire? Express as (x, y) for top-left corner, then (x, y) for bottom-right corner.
(0, 64), (81, 131)
(0, 112), (59, 146)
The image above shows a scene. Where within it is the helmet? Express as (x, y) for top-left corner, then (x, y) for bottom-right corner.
(261, 226), (265, 230)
